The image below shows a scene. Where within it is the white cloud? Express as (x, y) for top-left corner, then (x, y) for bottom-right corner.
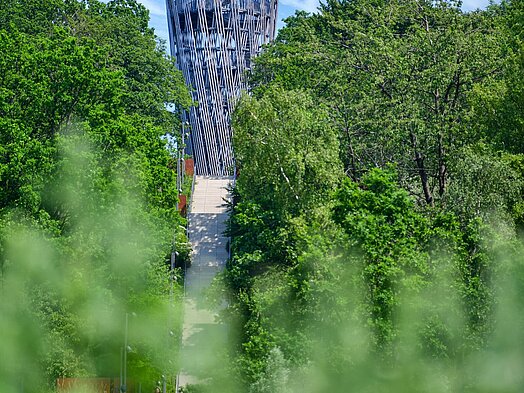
(280, 0), (320, 13)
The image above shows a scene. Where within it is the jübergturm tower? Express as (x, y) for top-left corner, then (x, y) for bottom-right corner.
(166, 0), (278, 176)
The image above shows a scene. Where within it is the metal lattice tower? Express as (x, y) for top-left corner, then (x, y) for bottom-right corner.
(166, 0), (278, 176)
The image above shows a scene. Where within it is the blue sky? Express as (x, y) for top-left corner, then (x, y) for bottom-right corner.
(124, 0), (492, 48)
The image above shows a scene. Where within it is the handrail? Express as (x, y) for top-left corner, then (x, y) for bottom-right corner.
(185, 169), (196, 282)
(175, 167), (196, 393)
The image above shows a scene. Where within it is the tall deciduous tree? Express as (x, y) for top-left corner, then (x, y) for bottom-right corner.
(0, 0), (191, 388)
(250, 0), (503, 206)
(233, 87), (342, 217)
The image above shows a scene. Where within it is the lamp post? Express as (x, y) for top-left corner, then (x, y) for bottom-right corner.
(119, 347), (123, 392)
(123, 312), (129, 392)
(120, 312), (135, 393)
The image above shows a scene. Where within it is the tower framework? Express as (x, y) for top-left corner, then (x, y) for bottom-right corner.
(166, 0), (278, 176)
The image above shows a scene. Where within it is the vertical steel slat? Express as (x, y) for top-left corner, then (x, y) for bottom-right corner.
(168, 0), (278, 176)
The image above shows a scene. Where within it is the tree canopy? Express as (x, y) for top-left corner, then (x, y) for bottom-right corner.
(3, 0), (524, 392)
(222, 0), (524, 392)
(0, 1), (191, 391)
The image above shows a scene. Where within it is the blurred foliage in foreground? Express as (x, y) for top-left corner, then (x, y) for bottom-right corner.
(0, 0), (191, 391)
(1, 134), (184, 392)
(216, 0), (524, 392)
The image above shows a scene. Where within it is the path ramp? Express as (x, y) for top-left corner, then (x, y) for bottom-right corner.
(177, 176), (233, 388)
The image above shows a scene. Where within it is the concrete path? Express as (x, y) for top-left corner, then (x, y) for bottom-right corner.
(177, 176), (233, 389)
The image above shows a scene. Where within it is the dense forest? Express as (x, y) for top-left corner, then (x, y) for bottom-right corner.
(0, 0), (191, 392)
(225, 0), (524, 392)
(2, 0), (524, 392)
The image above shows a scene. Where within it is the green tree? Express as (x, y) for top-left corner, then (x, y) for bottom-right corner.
(472, 0), (524, 154)
(233, 87), (342, 217)
(333, 168), (435, 348)
(251, 0), (503, 206)
(0, 0), (191, 389)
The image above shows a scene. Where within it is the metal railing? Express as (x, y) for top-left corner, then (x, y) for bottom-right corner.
(174, 167), (196, 393)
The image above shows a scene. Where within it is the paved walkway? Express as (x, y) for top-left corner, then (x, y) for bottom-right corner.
(177, 176), (233, 388)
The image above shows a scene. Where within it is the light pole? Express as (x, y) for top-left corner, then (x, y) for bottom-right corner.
(119, 347), (123, 392)
(123, 312), (129, 392)
(120, 312), (135, 393)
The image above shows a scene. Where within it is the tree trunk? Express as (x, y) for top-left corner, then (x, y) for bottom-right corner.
(345, 126), (358, 180)
(438, 132), (446, 197)
(411, 131), (434, 206)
